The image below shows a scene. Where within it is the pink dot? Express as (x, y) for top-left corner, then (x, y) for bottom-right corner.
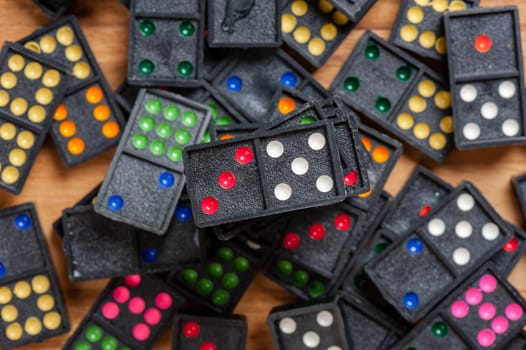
(128, 297), (146, 314)
(505, 303), (524, 321)
(102, 302), (120, 319)
(144, 308), (161, 325)
(133, 323), (150, 341)
(113, 286), (130, 303)
(477, 329), (496, 347)
(155, 292), (173, 310)
(479, 274), (497, 293)
(465, 288), (483, 305)
(124, 275), (142, 288)
(478, 302), (496, 320)
(491, 316), (509, 334)
(450, 300), (469, 318)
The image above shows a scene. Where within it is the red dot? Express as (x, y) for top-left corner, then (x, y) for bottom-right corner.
(235, 146), (253, 164)
(200, 342), (217, 350)
(201, 197), (219, 215)
(419, 205), (431, 217)
(124, 275), (142, 288)
(474, 34), (492, 53)
(308, 223), (326, 240)
(102, 302), (119, 319)
(128, 297), (146, 314)
(183, 321), (200, 338)
(503, 237), (519, 253)
(334, 214), (351, 231)
(283, 232), (300, 250)
(133, 323), (150, 341)
(344, 170), (358, 186)
(218, 171), (236, 189)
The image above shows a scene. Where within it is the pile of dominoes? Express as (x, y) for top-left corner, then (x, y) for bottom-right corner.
(2, 0), (526, 348)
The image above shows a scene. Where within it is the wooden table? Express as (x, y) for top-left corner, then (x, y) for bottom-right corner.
(2, 0), (526, 348)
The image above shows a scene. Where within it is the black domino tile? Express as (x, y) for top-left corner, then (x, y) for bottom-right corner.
(513, 173), (526, 221)
(326, 0), (377, 23)
(32, 0), (74, 19)
(503, 331), (526, 350)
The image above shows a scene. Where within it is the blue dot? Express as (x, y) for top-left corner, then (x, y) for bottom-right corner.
(142, 247), (158, 263)
(14, 214), (32, 231)
(226, 76), (242, 92)
(108, 195), (124, 211)
(159, 172), (175, 188)
(403, 292), (419, 309)
(281, 72), (298, 88)
(0, 262), (5, 277)
(406, 238), (423, 255)
(175, 204), (192, 222)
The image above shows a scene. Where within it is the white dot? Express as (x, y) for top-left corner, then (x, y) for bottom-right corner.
(275, 183), (292, 201)
(463, 123), (480, 140)
(452, 247), (471, 266)
(266, 140), (284, 158)
(328, 347), (343, 350)
(308, 133), (326, 150)
(502, 119), (520, 137)
(499, 81), (516, 99)
(460, 84), (477, 102)
(316, 175), (334, 193)
(291, 157), (309, 175)
(279, 317), (296, 334)
(457, 193), (474, 211)
(480, 102), (498, 120)
(302, 331), (320, 348)
(428, 218), (445, 236)
(482, 223), (500, 241)
(316, 311), (334, 327)
(455, 220), (473, 238)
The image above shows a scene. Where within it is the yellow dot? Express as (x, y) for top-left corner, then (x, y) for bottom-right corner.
(397, 113), (414, 130)
(308, 38), (326, 56)
(1, 72), (17, 90)
(43, 312), (62, 330)
(332, 10), (349, 26)
(415, 0), (432, 4)
(65, 45), (83, 62)
(0, 90), (9, 107)
(32, 275), (50, 294)
(449, 0), (467, 11)
(40, 35), (57, 54)
(73, 62), (91, 80)
(0, 287), (12, 304)
(432, 0), (448, 12)
(28, 105), (47, 123)
(25, 317), (42, 335)
(281, 13), (297, 33)
(440, 116), (454, 133)
(24, 41), (41, 53)
(318, 0), (334, 13)
(1, 305), (18, 322)
(429, 132), (447, 150)
(407, 6), (424, 24)
(0, 123), (16, 141)
(419, 31), (436, 48)
(9, 148), (26, 167)
(13, 281), (31, 299)
(435, 36), (447, 55)
(435, 91), (451, 109)
(42, 69), (61, 88)
(291, 1), (308, 16)
(408, 96), (427, 113)
(8, 54), (25, 72)
(358, 186), (372, 198)
(418, 80), (436, 97)
(56, 26), (75, 46)
(10, 97), (28, 116)
(24, 62), (43, 80)
(37, 295), (55, 312)
(320, 23), (337, 41)
(17, 131), (35, 149)
(400, 25), (418, 42)
(413, 122), (430, 139)
(35, 88), (54, 105)
(6, 323), (23, 341)
(293, 26), (311, 44)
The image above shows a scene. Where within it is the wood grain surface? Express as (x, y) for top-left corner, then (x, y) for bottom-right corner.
(1, 0), (526, 349)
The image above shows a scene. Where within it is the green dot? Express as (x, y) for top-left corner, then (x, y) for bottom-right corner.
(353, 274), (369, 289)
(145, 99), (162, 114)
(139, 116), (155, 131)
(179, 21), (195, 37)
(431, 322), (448, 337)
(208, 263), (224, 278)
(234, 257), (249, 272)
(175, 129), (192, 144)
(182, 111), (198, 127)
(132, 134), (148, 149)
(150, 140), (166, 155)
(300, 116), (317, 124)
(86, 325), (103, 343)
(167, 146), (183, 162)
(212, 289), (229, 305)
(375, 97), (391, 113)
(101, 336), (118, 350)
(178, 61), (193, 77)
(197, 279), (213, 295)
(207, 103), (218, 119)
(139, 20), (156, 36)
(216, 115), (233, 126)
(201, 130), (211, 143)
(276, 260), (292, 276)
(120, 348), (132, 350)
(217, 247), (233, 262)
(308, 281), (325, 298)
(222, 273), (239, 289)
(138, 60), (154, 76)
(180, 269), (198, 284)
(396, 66), (412, 81)
(75, 341), (91, 350)
(156, 122), (173, 138)
(365, 43), (380, 60)
(293, 270), (309, 287)
(374, 242), (388, 254)
(343, 77), (360, 92)
(163, 105), (180, 120)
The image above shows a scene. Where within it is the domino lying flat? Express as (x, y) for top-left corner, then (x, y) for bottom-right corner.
(32, 0), (74, 19)
(325, 0), (377, 23)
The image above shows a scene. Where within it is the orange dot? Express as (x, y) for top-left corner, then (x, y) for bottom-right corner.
(372, 146), (390, 163)
(93, 104), (111, 121)
(102, 121), (120, 138)
(361, 136), (372, 152)
(85, 86), (103, 104)
(278, 97), (296, 115)
(220, 134), (234, 141)
(59, 120), (76, 137)
(67, 137), (85, 154)
(358, 186), (372, 198)
(53, 104), (68, 121)
(474, 34), (492, 53)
